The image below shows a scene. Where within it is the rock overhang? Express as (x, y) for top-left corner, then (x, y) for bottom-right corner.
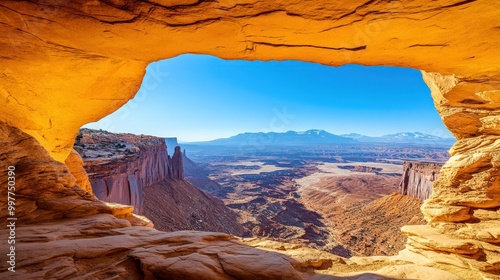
(0, 0), (499, 162)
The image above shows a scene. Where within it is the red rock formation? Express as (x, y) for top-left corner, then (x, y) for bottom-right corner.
(335, 193), (426, 256)
(75, 129), (246, 237)
(171, 146), (184, 180)
(75, 129), (176, 214)
(0, 122), (149, 228)
(0, 0), (499, 277)
(399, 162), (442, 200)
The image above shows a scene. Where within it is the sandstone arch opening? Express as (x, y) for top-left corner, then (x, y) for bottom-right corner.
(0, 1), (499, 279)
(78, 54), (455, 257)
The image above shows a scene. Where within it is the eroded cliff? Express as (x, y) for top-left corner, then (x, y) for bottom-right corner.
(399, 162), (442, 200)
(75, 129), (247, 236)
(75, 129), (176, 214)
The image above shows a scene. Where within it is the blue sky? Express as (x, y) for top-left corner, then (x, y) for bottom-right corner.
(85, 54), (453, 142)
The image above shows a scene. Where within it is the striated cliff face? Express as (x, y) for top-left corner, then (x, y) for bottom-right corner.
(399, 162), (443, 200)
(75, 129), (182, 214)
(75, 129), (246, 236)
(171, 146), (184, 180)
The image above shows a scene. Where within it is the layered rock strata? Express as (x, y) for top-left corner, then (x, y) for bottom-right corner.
(0, 122), (151, 228)
(399, 162), (442, 200)
(171, 146), (184, 180)
(75, 129), (184, 214)
(76, 129), (245, 236)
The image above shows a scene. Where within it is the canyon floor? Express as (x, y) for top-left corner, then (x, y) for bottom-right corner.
(183, 143), (448, 257)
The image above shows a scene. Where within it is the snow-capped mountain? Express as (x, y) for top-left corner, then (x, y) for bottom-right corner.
(188, 130), (455, 146)
(341, 132), (455, 145)
(190, 129), (356, 146)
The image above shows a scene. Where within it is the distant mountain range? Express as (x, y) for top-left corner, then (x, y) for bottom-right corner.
(186, 130), (455, 146)
(340, 132), (455, 144)
(188, 129), (355, 146)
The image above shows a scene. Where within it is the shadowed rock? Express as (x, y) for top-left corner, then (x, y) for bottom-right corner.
(172, 146), (184, 180)
(399, 162), (442, 200)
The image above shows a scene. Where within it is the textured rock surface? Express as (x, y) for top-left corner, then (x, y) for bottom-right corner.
(334, 193), (426, 257)
(0, 0), (498, 162)
(0, 121), (468, 280)
(0, 122), (111, 226)
(411, 74), (500, 277)
(171, 146), (184, 180)
(399, 162), (442, 200)
(75, 129), (175, 214)
(77, 129), (246, 236)
(64, 149), (93, 194)
(0, 213), (464, 280)
(0, 0), (499, 278)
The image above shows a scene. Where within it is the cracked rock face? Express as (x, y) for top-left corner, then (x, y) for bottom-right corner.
(399, 162), (442, 200)
(0, 0), (499, 278)
(75, 129), (174, 214)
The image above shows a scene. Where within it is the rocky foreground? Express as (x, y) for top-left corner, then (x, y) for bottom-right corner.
(0, 122), (468, 279)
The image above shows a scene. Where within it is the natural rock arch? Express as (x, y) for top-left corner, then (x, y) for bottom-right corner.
(0, 0), (499, 277)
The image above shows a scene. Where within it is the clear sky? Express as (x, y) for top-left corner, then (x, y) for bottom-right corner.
(84, 54), (453, 142)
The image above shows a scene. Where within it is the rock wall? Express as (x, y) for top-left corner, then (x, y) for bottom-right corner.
(171, 146), (184, 180)
(77, 129), (184, 214)
(399, 162), (442, 200)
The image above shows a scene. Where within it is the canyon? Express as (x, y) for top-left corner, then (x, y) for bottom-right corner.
(77, 129), (442, 258)
(74, 128), (246, 236)
(0, 0), (499, 279)
(183, 143), (446, 256)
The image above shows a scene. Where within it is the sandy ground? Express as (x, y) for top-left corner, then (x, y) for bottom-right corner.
(210, 160), (291, 175)
(295, 162), (402, 192)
